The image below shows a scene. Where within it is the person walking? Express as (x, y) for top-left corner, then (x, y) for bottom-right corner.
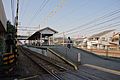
(67, 37), (73, 49)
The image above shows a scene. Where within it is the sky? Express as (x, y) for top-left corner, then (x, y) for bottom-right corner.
(2, 0), (120, 38)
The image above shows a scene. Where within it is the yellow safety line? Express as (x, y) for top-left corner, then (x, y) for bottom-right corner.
(48, 48), (78, 70)
(83, 64), (120, 76)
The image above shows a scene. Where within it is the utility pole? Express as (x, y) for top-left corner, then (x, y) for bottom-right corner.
(52, 34), (54, 45)
(15, 0), (19, 56)
(63, 32), (65, 46)
(39, 25), (41, 46)
(106, 45), (108, 57)
(27, 32), (31, 45)
(118, 33), (120, 50)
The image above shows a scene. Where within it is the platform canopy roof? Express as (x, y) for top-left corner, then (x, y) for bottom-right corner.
(28, 27), (58, 40)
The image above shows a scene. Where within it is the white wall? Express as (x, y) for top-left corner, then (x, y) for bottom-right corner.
(99, 32), (113, 45)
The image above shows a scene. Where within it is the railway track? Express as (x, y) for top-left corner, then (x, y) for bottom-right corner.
(19, 46), (109, 80)
(19, 46), (66, 80)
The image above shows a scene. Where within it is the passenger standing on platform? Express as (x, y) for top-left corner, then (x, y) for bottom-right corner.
(67, 37), (73, 49)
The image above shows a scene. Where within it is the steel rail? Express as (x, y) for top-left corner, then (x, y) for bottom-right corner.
(19, 47), (65, 80)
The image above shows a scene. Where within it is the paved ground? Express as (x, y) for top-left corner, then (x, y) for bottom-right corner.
(39, 45), (120, 80)
(1, 45), (120, 80)
(49, 45), (78, 63)
(45, 45), (120, 70)
(73, 47), (120, 71)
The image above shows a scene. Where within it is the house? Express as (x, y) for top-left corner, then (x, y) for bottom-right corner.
(87, 29), (116, 49)
(109, 32), (120, 50)
(54, 37), (72, 45)
(112, 32), (120, 45)
(73, 37), (87, 48)
(54, 37), (64, 44)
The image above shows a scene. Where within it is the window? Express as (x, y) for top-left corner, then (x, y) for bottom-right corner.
(102, 37), (105, 41)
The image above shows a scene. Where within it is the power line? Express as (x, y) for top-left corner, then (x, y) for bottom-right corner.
(25, 0), (66, 35)
(27, 0), (50, 26)
(52, 0), (96, 26)
(41, 0), (67, 26)
(19, 0), (25, 15)
(22, 0), (49, 36)
(53, 2), (117, 27)
(18, 25), (39, 28)
(67, 21), (120, 37)
(65, 16), (120, 35)
(87, 24), (120, 35)
(80, 15), (120, 31)
(11, 0), (15, 24)
(88, 21), (120, 32)
(18, 29), (37, 31)
(69, 9), (120, 32)
(70, 23), (120, 38)
(56, 8), (120, 35)
(21, 0), (30, 22)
